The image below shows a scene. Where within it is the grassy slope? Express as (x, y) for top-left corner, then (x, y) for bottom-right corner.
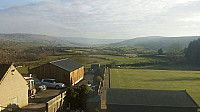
(110, 68), (200, 104)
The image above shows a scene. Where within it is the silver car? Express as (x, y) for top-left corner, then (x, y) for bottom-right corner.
(41, 79), (65, 89)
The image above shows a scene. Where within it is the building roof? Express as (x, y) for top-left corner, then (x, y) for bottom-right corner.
(50, 59), (83, 72)
(107, 88), (199, 108)
(0, 64), (11, 82)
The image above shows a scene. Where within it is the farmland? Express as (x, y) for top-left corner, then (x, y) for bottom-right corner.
(14, 46), (157, 73)
(16, 54), (172, 74)
(17, 54), (200, 74)
(89, 55), (169, 65)
(10, 46), (199, 74)
(16, 55), (111, 74)
(110, 68), (200, 104)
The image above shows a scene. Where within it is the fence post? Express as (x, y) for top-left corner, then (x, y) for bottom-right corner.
(46, 103), (48, 112)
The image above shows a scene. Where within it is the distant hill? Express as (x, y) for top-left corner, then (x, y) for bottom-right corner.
(0, 33), (77, 47)
(58, 37), (124, 45)
(110, 36), (200, 50)
(1, 34), (198, 49)
(0, 33), (125, 47)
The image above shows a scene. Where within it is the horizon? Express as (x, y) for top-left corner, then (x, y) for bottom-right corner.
(1, 0), (200, 39)
(1, 32), (200, 40)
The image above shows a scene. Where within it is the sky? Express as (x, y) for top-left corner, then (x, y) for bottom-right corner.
(0, 0), (200, 39)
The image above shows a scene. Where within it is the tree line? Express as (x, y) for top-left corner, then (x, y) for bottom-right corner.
(0, 46), (55, 63)
(185, 38), (200, 64)
(158, 38), (200, 65)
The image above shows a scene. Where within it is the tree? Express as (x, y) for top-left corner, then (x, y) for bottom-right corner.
(93, 68), (104, 79)
(65, 85), (93, 110)
(93, 68), (104, 85)
(96, 76), (102, 82)
(158, 48), (163, 55)
(185, 38), (200, 64)
(166, 43), (184, 60)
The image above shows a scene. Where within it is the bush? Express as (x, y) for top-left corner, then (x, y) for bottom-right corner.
(65, 85), (93, 110)
(96, 76), (102, 82)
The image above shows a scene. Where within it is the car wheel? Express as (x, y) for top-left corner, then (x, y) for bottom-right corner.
(55, 85), (60, 89)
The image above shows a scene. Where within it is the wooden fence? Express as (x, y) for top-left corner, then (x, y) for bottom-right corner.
(46, 91), (66, 112)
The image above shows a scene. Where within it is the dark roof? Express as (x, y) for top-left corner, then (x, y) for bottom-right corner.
(0, 64), (11, 81)
(50, 59), (83, 72)
(107, 88), (199, 108)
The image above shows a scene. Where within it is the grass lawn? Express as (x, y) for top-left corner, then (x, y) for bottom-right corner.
(110, 68), (200, 105)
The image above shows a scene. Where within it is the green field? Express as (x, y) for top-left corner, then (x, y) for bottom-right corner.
(110, 68), (200, 104)
(90, 55), (169, 65)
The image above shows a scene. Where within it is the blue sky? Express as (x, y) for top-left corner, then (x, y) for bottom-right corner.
(0, 0), (200, 39)
(0, 0), (47, 9)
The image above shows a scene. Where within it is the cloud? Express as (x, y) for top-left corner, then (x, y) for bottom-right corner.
(181, 15), (200, 22)
(0, 0), (200, 38)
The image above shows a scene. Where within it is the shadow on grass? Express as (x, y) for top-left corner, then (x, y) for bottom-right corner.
(148, 77), (200, 81)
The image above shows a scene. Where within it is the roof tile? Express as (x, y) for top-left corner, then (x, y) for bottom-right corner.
(0, 64), (11, 81)
(50, 59), (83, 72)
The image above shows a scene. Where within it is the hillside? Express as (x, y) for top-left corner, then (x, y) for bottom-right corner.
(110, 36), (200, 50)
(58, 37), (124, 45)
(0, 33), (78, 47)
(1, 34), (198, 50)
(0, 33), (124, 47)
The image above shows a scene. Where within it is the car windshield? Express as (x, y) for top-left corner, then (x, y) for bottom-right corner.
(48, 79), (56, 83)
(33, 78), (43, 85)
(52, 80), (56, 83)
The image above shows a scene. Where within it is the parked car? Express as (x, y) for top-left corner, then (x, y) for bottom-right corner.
(41, 79), (65, 89)
(33, 78), (47, 91)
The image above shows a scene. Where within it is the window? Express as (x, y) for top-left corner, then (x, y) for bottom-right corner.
(11, 97), (18, 105)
